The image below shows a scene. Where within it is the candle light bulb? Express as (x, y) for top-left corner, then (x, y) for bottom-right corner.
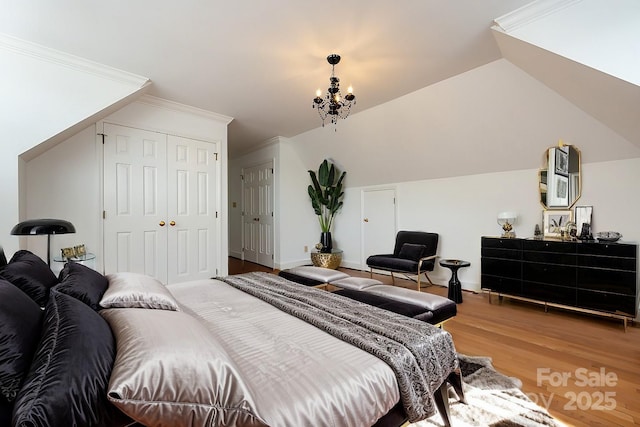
(347, 86), (353, 94)
(316, 89), (322, 97)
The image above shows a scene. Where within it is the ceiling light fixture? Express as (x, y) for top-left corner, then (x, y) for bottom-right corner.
(312, 54), (356, 127)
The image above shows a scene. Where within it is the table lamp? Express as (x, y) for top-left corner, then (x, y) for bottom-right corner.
(10, 219), (76, 265)
(497, 212), (517, 238)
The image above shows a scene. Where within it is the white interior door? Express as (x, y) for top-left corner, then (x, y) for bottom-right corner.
(103, 123), (168, 283)
(362, 188), (397, 268)
(242, 161), (274, 267)
(166, 135), (219, 283)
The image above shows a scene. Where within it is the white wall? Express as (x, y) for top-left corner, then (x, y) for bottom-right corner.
(0, 34), (148, 256)
(23, 96), (232, 274)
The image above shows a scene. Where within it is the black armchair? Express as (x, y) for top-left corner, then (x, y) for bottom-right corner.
(366, 231), (439, 291)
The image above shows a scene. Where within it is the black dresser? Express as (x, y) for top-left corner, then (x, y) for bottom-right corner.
(481, 236), (638, 330)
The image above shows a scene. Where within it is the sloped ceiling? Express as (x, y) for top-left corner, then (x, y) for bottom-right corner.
(0, 0), (532, 156)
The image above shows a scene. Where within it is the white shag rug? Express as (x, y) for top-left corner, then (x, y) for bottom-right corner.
(410, 355), (564, 427)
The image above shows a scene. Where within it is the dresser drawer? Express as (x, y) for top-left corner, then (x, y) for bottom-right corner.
(577, 289), (637, 317)
(482, 247), (522, 261)
(482, 237), (523, 250)
(577, 255), (636, 271)
(523, 251), (576, 266)
(482, 258), (521, 279)
(577, 242), (637, 258)
(522, 282), (576, 306)
(523, 262), (576, 287)
(577, 268), (636, 295)
(481, 275), (522, 295)
(523, 239), (576, 253)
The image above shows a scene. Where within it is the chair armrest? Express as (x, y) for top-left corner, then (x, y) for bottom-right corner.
(418, 255), (438, 271)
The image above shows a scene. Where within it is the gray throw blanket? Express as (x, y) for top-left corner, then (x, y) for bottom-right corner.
(221, 272), (458, 422)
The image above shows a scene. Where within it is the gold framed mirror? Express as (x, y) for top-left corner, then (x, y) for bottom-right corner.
(539, 142), (581, 209)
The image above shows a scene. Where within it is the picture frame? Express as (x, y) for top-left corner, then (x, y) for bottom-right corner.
(574, 206), (593, 238)
(543, 210), (572, 238)
(554, 147), (569, 176)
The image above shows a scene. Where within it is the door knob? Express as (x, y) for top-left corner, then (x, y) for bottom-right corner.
(159, 221), (166, 226)
(169, 221), (176, 226)
(364, 218), (369, 222)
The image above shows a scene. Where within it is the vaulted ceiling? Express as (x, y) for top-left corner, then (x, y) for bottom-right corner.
(0, 0), (534, 156)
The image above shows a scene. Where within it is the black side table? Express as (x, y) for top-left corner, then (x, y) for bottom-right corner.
(439, 259), (470, 304)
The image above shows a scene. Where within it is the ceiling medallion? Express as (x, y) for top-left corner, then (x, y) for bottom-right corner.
(312, 54), (356, 127)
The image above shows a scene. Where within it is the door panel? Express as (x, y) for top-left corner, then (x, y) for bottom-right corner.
(167, 135), (218, 283)
(104, 123), (168, 283)
(242, 161), (274, 268)
(362, 188), (397, 268)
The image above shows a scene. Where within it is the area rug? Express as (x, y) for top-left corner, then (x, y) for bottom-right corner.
(410, 354), (564, 427)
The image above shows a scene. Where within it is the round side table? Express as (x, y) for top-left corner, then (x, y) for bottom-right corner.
(311, 249), (343, 269)
(439, 259), (470, 304)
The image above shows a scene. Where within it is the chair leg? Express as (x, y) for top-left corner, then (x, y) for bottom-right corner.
(417, 274), (421, 292)
(390, 272), (395, 286)
(424, 272), (436, 286)
(369, 268), (373, 279)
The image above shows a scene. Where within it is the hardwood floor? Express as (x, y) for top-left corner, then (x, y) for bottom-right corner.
(228, 258), (640, 426)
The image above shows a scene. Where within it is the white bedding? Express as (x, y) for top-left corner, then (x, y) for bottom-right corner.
(167, 278), (400, 427)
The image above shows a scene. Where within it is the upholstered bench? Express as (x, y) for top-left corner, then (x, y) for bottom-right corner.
(279, 267), (456, 326)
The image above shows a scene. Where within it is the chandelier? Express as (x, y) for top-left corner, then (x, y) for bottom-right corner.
(312, 54), (356, 126)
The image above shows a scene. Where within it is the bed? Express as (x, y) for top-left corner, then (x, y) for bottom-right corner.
(0, 247), (462, 427)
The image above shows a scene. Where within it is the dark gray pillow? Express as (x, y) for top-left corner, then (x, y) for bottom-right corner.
(55, 262), (108, 310)
(0, 280), (43, 404)
(12, 290), (123, 427)
(398, 243), (426, 262)
(0, 250), (58, 307)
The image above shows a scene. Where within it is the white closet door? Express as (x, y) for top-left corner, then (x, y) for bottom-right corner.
(166, 135), (218, 283)
(103, 123), (168, 283)
(362, 188), (397, 268)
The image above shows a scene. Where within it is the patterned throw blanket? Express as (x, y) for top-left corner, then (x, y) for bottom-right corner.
(221, 272), (459, 422)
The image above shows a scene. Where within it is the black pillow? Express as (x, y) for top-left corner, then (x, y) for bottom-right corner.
(55, 262), (109, 310)
(0, 280), (43, 404)
(398, 243), (426, 262)
(0, 250), (58, 307)
(12, 290), (120, 427)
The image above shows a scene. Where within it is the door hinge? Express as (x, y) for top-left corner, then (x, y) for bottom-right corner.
(103, 210), (106, 219)
(97, 133), (106, 144)
(215, 211), (218, 218)
(213, 153), (218, 161)
(271, 211), (274, 217)
(240, 174), (244, 180)
(271, 168), (274, 174)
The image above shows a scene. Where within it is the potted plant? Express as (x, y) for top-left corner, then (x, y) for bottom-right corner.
(308, 159), (346, 253)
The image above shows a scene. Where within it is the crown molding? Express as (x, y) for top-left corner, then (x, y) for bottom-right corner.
(493, 0), (583, 33)
(137, 95), (234, 125)
(0, 33), (149, 87)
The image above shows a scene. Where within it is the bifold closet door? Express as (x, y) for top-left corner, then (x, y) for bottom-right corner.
(166, 135), (218, 283)
(103, 123), (169, 283)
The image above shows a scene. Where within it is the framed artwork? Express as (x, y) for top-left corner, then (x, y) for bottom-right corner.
(555, 147), (569, 176)
(548, 174), (569, 207)
(543, 210), (572, 238)
(575, 206), (593, 238)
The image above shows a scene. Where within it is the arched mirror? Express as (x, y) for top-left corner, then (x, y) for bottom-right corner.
(539, 143), (581, 209)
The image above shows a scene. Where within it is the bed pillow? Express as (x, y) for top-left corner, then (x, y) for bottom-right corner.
(12, 290), (122, 427)
(398, 243), (426, 262)
(0, 280), (43, 404)
(101, 308), (264, 427)
(0, 250), (58, 306)
(100, 272), (180, 311)
(55, 262), (108, 310)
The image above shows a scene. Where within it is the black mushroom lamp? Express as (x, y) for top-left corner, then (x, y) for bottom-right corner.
(11, 219), (76, 266)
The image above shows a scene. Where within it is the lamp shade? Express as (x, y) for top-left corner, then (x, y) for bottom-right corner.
(10, 219), (76, 236)
(497, 211), (517, 223)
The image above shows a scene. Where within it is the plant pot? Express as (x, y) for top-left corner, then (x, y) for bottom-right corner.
(320, 232), (332, 253)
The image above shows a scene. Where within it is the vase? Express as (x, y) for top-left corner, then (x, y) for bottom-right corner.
(320, 232), (332, 253)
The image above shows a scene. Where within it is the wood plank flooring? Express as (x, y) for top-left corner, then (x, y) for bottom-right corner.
(228, 258), (640, 427)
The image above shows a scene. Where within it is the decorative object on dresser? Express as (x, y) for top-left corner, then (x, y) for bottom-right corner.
(481, 236), (638, 330)
(542, 210), (572, 239)
(497, 211), (517, 238)
(574, 205), (593, 240)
